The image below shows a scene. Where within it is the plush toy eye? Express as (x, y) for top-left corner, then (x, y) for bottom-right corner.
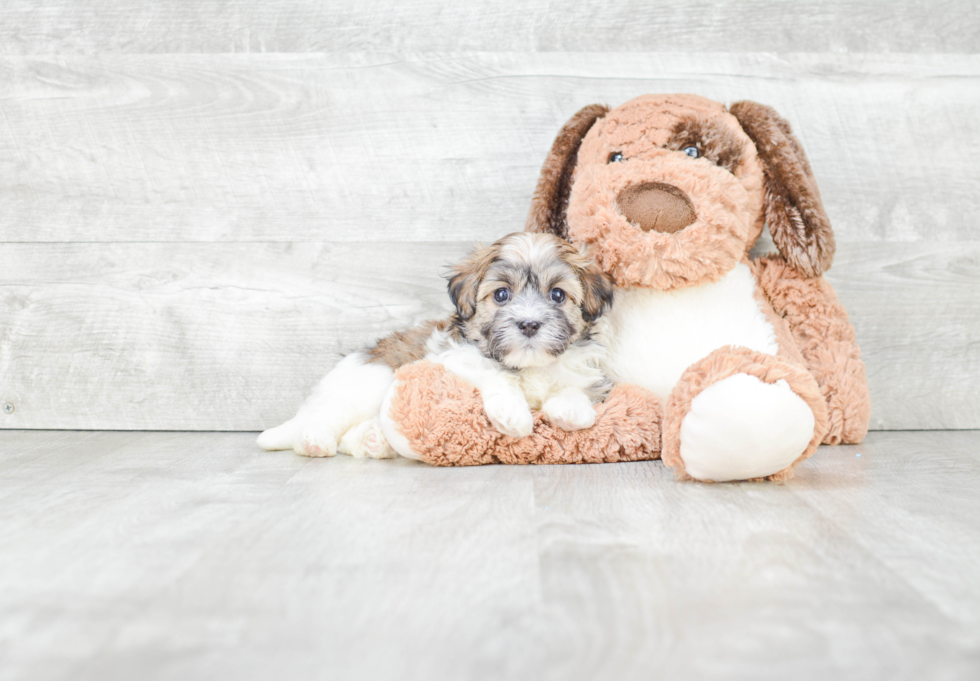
(683, 145), (700, 158)
(608, 152), (624, 163)
(550, 288), (566, 304)
(493, 288), (510, 303)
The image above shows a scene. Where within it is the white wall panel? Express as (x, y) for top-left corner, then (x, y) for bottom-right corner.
(0, 1), (975, 54)
(0, 5), (977, 431)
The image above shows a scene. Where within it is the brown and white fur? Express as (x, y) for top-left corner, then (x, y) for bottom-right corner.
(376, 93), (869, 481)
(257, 232), (614, 459)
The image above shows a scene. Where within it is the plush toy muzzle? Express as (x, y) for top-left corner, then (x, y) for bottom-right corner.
(568, 148), (754, 290)
(616, 182), (697, 234)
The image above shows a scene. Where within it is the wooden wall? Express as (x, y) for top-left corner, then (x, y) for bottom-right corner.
(1, 2), (977, 431)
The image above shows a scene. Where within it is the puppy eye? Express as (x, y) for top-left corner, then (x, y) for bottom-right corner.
(682, 145), (700, 159)
(550, 288), (566, 304)
(493, 288), (510, 304)
(607, 152), (624, 163)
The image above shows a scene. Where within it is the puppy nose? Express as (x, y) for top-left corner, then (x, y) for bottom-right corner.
(617, 182), (696, 233)
(518, 320), (541, 337)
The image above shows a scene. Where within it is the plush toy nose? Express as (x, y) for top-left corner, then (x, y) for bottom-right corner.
(518, 320), (541, 337)
(616, 182), (697, 233)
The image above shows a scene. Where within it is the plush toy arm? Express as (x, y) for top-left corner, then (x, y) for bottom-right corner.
(752, 256), (871, 444)
(383, 361), (663, 466)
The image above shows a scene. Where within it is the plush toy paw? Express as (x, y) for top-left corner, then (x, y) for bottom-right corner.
(678, 374), (814, 482)
(542, 392), (596, 431)
(385, 361), (663, 466)
(482, 389), (534, 438)
(338, 418), (396, 459)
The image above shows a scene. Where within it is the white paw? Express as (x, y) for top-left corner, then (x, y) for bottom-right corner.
(297, 424), (340, 458)
(338, 418), (396, 459)
(679, 374), (815, 482)
(483, 390), (534, 438)
(542, 393), (596, 431)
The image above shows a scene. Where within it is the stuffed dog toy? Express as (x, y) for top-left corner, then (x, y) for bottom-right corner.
(263, 94), (871, 482)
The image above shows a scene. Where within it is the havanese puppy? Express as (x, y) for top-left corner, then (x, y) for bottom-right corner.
(257, 232), (615, 460)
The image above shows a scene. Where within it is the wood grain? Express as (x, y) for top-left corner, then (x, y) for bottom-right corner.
(0, 1), (976, 54)
(0, 241), (465, 430)
(1, 53), (978, 244)
(1, 240), (976, 431)
(0, 430), (977, 680)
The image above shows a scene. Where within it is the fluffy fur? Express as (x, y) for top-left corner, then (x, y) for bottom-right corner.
(257, 232), (616, 458)
(379, 93), (870, 482)
(597, 263), (780, 400)
(384, 361), (662, 466)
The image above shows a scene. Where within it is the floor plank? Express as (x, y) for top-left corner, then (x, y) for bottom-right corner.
(0, 430), (977, 680)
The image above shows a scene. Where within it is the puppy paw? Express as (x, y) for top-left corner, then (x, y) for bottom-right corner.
(483, 390), (534, 438)
(542, 392), (596, 431)
(296, 426), (339, 458)
(339, 418), (396, 459)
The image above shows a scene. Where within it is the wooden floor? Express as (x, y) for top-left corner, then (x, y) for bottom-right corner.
(1, 430), (978, 681)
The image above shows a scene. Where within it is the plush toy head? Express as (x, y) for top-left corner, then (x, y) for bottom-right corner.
(525, 94), (836, 289)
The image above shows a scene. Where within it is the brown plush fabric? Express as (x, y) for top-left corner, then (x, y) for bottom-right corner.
(381, 94), (868, 483)
(752, 256), (871, 444)
(525, 104), (610, 238)
(616, 182), (697, 233)
(388, 361), (662, 466)
(729, 101), (836, 278)
(667, 112), (746, 174)
(567, 151), (751, 290)
(661, 346), (830, 482)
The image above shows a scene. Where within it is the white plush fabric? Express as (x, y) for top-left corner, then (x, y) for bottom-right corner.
(679, 375), (815, 482)
(598, 263), (779, 401)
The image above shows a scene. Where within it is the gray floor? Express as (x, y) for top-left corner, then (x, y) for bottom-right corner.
(1, 431), (978, 681)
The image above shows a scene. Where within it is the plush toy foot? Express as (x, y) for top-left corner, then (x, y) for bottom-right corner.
(338, 418), (396, 459)
(382, 361), (663, 466)
(663, 347), (829, 482)
(678, 375), (813, 481)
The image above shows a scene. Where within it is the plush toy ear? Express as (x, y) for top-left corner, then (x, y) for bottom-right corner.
(524, 104), (610, 238)
(729, 101), (835, 277)
(446, 244), (498, 320)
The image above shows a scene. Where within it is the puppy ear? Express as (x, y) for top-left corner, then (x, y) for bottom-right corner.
(525, 104), (610, 239)
(446, 244), (497, 320)
(729, 100), (835, 277)
(578, 261), (615, 324)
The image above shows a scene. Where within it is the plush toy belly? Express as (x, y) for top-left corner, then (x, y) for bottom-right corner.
(598, 263), (779, 400)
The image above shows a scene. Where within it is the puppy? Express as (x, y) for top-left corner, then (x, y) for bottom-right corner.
(257, 232), (614, 459)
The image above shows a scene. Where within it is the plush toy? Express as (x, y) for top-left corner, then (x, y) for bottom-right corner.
(380, 94), (870, 481)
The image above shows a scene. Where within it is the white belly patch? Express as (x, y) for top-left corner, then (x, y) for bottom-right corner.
(598, 263), (779, 401)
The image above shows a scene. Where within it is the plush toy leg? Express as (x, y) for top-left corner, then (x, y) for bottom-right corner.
(662, 347), (829, 482)
(381, 361), (662, 466)
(752, 257), (871, 445)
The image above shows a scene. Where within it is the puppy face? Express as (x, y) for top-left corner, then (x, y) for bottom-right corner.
(447, 233), (613, 369)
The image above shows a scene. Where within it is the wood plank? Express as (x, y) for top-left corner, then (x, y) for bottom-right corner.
(0, 430), (977, 679)
(826, 242), (980, 430)
(0, 1), (975, 54)
(1, 53), (978, 244)
(0, 241), (465, 430)
(1, 240), (977, 431)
